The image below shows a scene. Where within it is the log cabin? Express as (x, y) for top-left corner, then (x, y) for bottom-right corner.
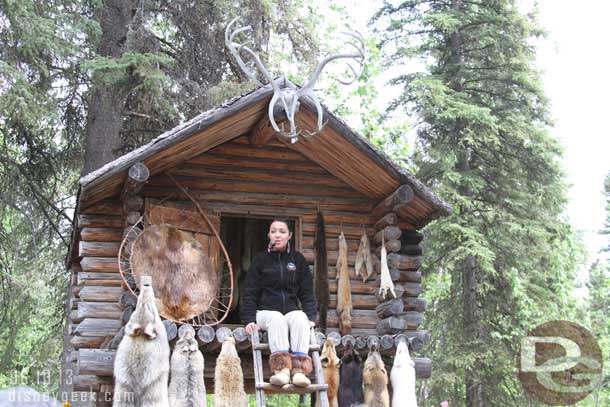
(60, 79), (451, 406)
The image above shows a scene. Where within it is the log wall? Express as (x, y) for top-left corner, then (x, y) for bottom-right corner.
(68, 135), (430, 402)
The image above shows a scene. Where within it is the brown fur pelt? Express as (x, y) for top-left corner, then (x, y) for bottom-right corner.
(338, 342), (363, 407)
(363, 346), (389, 407)
(169, 328), (206, 407)
(317, 339), (340, 407)
(214, 337), (247, 407)
(336, 232), (352, 335)
(314, 212), (329, 333)
(114, 277), (170, 407)
(131, 225), (217, 321)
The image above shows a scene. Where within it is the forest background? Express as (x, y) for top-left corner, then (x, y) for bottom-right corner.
(0, 0), (608, 406)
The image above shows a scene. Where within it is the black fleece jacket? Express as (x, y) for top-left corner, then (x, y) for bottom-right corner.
(241, 249), (317, 324)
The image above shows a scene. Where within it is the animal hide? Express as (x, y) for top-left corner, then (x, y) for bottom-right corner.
(315, 212), (329, 333)
(114, 276), (170, 407)
(378, 236), (396, 300)
(317, 339), (340, 407)
(131, 225), (218, 321)
(336, 232), (352, 335)
(391, 341), (417, 407)
(363, 346), (389, 407)
(354, 232), (374, 283)
(169, 328), (206, 407)
(214, 337), (247, 407)
(338, 342), (364, 407)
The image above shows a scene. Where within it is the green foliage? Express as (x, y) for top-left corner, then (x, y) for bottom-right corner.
(374, 0), (584, 405)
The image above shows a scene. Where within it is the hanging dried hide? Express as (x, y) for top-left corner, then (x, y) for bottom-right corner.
(317, 339), (340, 407)
(354, 232), (374, 283)
(390, 340), (417, 407)
(169, 328), (206, 407)
(131, 225), (218, 321)
(214, 337), (248, 407)
(378, 236), (396, 300)
(336, 232), (352, 335)
(315, 212), (329, 333)
(363, 346), (389, 407)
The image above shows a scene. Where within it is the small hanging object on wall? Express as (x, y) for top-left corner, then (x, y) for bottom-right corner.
(225, 17), (365, 143)
(336, 231), (353, 335)
(315, 211), (330, 333)
(354, 230), (374, 282)
(378, 235), (396, 300)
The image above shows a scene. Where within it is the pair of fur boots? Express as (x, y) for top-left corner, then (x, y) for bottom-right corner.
(268, 352), (313, 388)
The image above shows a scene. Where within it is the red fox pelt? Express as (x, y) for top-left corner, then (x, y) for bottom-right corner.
(317, 339), (340, 407)
(131, 225), (218, 321)
(214, 337), (247, 407)
(336, 232), (352, 335)
(169, 328), (206, 407)
(113, 276), (170, 407)
(362, 346), (389, 407)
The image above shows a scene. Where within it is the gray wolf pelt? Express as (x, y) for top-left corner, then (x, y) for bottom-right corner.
(169, 328), (206, 407)
(213, 336), (247, 407)
(362, 346), (389, 407)
(113, 276), (170, 407)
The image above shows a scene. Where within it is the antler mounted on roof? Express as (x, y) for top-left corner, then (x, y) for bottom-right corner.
(225, 17), (365, 142)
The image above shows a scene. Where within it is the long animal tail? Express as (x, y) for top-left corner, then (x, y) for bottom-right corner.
(315, 211), (329, 333)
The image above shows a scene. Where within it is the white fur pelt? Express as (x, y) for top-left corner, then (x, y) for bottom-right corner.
(169, 328), (206, 407)
(390, 341), (417, 407)
(214, 337), (247, 407)
(113, 277), (170, 407)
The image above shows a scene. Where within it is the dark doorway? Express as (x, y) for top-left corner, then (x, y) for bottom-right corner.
(219, 216), (297, 324)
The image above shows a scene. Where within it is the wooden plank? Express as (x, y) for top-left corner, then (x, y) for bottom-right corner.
(78, 272), (122, 285)
(75, 318), (122, 337)
(80, 257), (119, 273)
(79, 242), (120, 257)
(371, 185), (414, 220)
(328, 294), (379, 310)
(80, 228), (123, 242)
(78, 302), (122, 320)
(207, 142), (306, 162)
(70, 336), (107, 349)
(148, 204), (215, 234)
(79, 286), (124, 302)
(78, 215), (123, 229)
(80, 200), (122, 215)
(189, 152), (328, 174)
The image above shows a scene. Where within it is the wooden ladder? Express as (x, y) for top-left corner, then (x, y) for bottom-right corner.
(251, 328), (330, 407)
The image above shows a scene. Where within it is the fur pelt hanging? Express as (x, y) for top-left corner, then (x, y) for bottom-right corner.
(378, 235), (396, 300)
(314, 211), (329, 333)
(169, 328), (206, 407)
(338, 342), (364, 407)
(363, 345), (390, 407)
(354, 232), (374, 283)
(336, 232), (352, 335)
(390, 340), (417, 407)
(214, 337), (247, 407)
(317, 339), (340, 407)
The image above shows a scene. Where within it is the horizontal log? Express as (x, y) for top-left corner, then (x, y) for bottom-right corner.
(77, 272), (122, 286)
(75, 318), (122, 337)
(80, 200), (122, 215)
(396, 270), (422, 284)
(147, 204), (215, 234)
(119, 292), (137, 309)
(329, 294), (379, 310)
(78, 215), (123, 229)
(401, 282), (423, 297)
(163, 320), (178, 342)
(400, 244), (422, 256)
(374, 239), (401, 256)
(78, 302), (122, 320)
(374, 213), (398, 231)
(78, 349), (117, 376)
(121, 307), (133, 324)
(374, 226), (402, 245)
(79, 286), (124, 302)
(401, 230), (424, 245)
(376, 284), (405, 302)
(403, 297), (426, 312)
(376, 298), (404, 319)
(302, 236), (360, 252)
(80, 228), (123, 242)
(80, 257), (119, 273)
(395, 311), (424, 329)
(371, 185), (414, 220)
(386, 253), (422, 271)
(70, 336), (107, 349)
(302, 223), (374, 239)
(189, 151), (328, 174)
(72, 375), (113, 391)
(126, 211), (141, 225)
(121, 162), (149, 200)
(124, 195), (144, 212)
(79, 242), (120, 257)
(303, 249), (358, 265)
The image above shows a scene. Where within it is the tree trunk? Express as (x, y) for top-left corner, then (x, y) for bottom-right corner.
(81, 0), (140, 175)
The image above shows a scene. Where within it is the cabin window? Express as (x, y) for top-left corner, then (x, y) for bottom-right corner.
(219, 215), (298, 324)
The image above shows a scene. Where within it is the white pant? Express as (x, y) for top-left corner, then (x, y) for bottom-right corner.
(256, 310), (310, 354)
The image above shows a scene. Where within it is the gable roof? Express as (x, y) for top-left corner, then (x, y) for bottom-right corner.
(78, 79), (451, 227)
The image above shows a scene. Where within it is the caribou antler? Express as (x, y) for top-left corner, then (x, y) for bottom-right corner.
(225, 17), (365, 142)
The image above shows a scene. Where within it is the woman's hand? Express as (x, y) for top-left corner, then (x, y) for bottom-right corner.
(245, 322), (258, 335)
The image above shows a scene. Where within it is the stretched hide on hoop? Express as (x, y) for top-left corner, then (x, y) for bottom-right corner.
(131, 225), (218, 321)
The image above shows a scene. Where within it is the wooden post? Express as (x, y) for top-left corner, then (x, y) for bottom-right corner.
(121, 162), (150, 200)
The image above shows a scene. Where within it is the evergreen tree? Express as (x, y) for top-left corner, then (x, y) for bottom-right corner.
(374, 1), (582, 405)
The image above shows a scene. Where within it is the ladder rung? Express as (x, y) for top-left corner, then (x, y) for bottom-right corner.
(255, 382), (328, 394)
(252, 344), (321, 352)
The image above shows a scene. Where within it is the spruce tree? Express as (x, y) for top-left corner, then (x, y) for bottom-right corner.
(374, 1), (581, 405)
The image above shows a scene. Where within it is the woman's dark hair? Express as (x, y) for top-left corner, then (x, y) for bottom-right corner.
(269, 217), (292, 230)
